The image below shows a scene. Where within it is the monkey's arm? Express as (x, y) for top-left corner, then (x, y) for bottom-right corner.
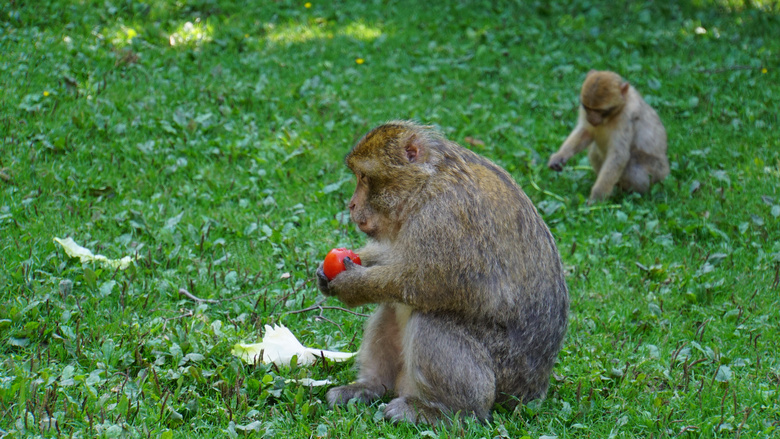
(353, 241), (389, 267)
(316, 260), (406, 308)
(548, 125), (593, 171)
(589, 138), (631, 203)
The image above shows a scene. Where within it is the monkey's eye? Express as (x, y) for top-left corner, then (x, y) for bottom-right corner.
(582, 104), (616, 118)
(600, 107), (616, 118)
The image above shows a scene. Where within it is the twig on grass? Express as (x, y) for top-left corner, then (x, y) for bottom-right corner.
(313, 315), (343, 331)
(178, 288), (219, 304)
(318, 305), (371, 316)
(178, 276), (290, 306)
(164, 310), (194, 321)
(676, 425), (699, 436)
(283, 296), (327, 314)
(282, 296), (370, 318)
(578, 203), (623, 213)
(527, 175), (567, 203)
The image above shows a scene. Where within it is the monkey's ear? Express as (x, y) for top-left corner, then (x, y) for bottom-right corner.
(404, 135), (422, 163)
(620, 81), (630, 96)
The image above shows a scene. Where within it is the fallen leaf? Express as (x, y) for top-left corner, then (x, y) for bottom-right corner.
(54, 237), (133, 270)
(232, 324), (356, 366)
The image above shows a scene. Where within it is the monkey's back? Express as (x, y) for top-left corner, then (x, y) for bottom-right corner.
(399, 142), (569, 399)
(625, 87), (670, 181)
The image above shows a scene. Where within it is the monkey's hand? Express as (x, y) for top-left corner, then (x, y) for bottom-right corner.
(316, 257), (365, 301)
(323, 257), (369, 308)
(587, 189), (609, 205)
(547, 153), (567, 172)
(316, 263), (334, 296)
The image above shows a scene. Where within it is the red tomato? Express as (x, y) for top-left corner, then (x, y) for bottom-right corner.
(323, 248), (362, 280)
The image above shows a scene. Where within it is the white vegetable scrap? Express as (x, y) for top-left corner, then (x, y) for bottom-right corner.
(53, 237), (133, 270)
(232, 324), (356, 367)
(285, 378), (334, 387)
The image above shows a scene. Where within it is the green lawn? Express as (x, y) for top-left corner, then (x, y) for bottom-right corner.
(1, 0), (779, 437)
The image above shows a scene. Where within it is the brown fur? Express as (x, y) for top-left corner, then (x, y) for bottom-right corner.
(317, 121), (569, 424)
(548, 70), (669, 203)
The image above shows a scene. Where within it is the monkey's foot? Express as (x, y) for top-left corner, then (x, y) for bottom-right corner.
(384, 397), (443, 425)
(326, 383), (383, 407)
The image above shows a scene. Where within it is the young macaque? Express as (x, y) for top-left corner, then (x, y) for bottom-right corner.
(548, 70), (669, 203)
(317, 121), (569, 424)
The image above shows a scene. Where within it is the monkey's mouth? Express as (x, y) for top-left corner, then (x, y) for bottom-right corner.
(588, 118), (602, 126)
(357, 222), (373, 236)
(354, 218), (376, 237)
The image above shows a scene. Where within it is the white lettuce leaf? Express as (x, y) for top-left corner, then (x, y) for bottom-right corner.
(54, 237), (133, 270)
(232, 324), (356, 366)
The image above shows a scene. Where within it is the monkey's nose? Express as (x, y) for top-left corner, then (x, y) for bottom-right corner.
(349, 201), (356, 211)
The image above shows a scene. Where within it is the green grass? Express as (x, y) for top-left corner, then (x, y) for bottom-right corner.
(1, 0), (779, 437)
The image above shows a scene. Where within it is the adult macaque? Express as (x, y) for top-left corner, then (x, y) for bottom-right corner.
(317, 121), (569, 424)
(548, 70), (669, 203)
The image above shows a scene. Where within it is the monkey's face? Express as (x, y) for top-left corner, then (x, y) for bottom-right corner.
(347, 173), (394, 239)
(348, 173), (376, 236)
(582, 104), (617, 126)
(580, 70), (627, 126)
